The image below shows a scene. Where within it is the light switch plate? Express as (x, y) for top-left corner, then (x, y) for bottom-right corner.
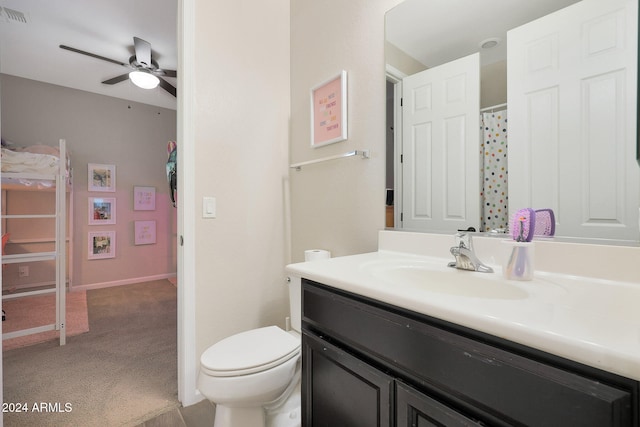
(203, 196), (216, 218)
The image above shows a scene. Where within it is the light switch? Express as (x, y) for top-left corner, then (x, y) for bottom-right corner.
(203, 196), (216, 218)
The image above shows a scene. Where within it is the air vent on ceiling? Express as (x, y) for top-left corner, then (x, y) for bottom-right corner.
(1, 7), (28, 24)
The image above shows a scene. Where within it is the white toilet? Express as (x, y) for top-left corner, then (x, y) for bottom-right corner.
(198, 276), (302, 427)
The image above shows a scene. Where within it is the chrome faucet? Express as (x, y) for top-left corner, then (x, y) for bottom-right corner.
(447, 231), (494, 273)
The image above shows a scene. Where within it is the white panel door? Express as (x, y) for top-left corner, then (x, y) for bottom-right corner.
(508, 0), (639, 242)
(401, 53), (480, 232)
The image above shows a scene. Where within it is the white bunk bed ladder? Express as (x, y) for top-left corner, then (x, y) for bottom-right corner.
(56, 139), (66, 345)
(1, 139), (67, 346)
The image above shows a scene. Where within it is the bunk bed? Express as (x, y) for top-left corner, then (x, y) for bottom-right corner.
(1, 139), (71, 346)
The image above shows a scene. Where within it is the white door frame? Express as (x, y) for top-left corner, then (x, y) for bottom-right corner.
(386, 64), (406, 229)
(177, 0), (199, 406)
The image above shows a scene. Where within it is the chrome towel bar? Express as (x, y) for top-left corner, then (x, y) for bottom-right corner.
(290, 149), (370, 170)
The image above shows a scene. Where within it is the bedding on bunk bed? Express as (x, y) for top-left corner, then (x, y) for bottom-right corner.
(1, 144), (69, 189)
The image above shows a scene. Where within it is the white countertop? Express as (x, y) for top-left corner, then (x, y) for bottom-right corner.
(286, 244), (640, 381)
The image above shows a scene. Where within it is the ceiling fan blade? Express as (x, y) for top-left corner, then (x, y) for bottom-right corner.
(158, 77), (177, 97)
(102, 74), (130, 85)
(161, 69), (177, 78)
(59, 45), (126, 67)
(133, 37), (152, 68)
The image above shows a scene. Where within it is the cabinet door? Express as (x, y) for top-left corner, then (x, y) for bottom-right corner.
(302, 333), (393, 427)
(396, 381), (482, 427)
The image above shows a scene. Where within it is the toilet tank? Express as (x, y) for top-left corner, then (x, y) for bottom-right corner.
(288, 276), (302, 333)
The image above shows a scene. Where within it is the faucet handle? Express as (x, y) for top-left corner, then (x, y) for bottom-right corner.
(454, 227), (476, 249)
(454, 232), (471, 249)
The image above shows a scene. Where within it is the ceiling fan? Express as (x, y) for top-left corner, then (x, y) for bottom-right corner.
(59, 37), (177, 97)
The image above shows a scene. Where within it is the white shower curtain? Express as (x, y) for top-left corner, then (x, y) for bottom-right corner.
(480, 109), (508, 232)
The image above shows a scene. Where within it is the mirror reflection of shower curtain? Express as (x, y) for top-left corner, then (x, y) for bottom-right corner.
(481, 110), (508, 232)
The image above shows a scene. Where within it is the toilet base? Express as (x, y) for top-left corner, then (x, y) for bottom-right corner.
(211, 382), (301, 427)
(266, 382), (301, 427)
(214, 404), (265, 427)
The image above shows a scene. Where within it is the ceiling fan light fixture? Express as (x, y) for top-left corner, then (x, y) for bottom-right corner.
(129, 70), (159, 89)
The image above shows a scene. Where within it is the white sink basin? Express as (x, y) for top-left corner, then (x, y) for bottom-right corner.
(360, 258), (529, 300)
(286, 238), (640, 382)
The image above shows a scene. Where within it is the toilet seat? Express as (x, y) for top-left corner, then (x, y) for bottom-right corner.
(201, 326), (300, 377)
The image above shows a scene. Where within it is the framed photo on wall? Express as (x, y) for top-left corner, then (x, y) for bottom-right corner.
(134, 220), (156, 245)
(310, 70), (348, 148)
(88, 163), (116, 192)
(88, 231), (116, 260)
(133, 186), (156, 211)
(88, 197), (116, 225)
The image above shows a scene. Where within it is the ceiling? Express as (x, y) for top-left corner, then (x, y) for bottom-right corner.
(386, 0), (581, 68)
(1, 0), (581, 111)
(0, 0), (177, 110)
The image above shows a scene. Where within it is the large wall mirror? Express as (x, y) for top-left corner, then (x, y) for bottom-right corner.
(385, 0), (640, 246)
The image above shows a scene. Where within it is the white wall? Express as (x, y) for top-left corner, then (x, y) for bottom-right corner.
(289, 0), (404, 261)
(481, 60), (507, 108)
(385, 40), (427, 76)
(190, 0), (291, 373)
(184, 0), (408, 404)
(1, 74), (177, 288)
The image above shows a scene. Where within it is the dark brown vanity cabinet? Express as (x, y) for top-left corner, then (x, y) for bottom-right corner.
(303, 333), (393, 426)
(301, 280), (639, 426)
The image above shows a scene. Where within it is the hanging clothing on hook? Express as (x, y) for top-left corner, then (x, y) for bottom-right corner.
(166, 141), (177, 207)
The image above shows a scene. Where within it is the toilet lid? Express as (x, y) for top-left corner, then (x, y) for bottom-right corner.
(200, 326), (300, 377)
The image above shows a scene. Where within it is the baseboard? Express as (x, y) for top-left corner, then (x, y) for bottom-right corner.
(182, 389), (206, 408)
(71, 273), (178, 291)
(3, 280), (71, 295)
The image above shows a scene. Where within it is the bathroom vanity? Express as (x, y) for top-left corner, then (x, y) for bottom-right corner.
(302, 279), (636, 426)
(286, 231), (640, 426)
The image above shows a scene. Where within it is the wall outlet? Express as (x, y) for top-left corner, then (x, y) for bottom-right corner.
(18, 266), (29, 277)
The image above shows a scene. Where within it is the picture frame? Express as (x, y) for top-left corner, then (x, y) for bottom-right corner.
(134, 220), (157, 245)
(88, 163), (116, 192)
(88, 197), (116, 225)
(133, 186), (156, 211)
(88, 231), (116, 260)
(310, 70), (348, 148)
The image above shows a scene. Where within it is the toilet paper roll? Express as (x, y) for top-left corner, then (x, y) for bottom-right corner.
(305, 249), (331, 262)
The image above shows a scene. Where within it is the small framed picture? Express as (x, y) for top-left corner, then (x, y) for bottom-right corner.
(135, 220), (157, 245)
(133, 186), (156, 211)
(88, 231), (116, 260)
(311, 70), (348, 148)
(88, 163), (116, 192)
(88, 197), (116, 225)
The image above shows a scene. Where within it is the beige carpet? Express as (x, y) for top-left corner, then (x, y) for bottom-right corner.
(3, 290), (90, 351)
(3, 280), (178, 427)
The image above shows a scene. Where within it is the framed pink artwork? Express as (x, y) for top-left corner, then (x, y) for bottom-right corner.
(310, 70), (347, 148)
(134, 220), (156, 245)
